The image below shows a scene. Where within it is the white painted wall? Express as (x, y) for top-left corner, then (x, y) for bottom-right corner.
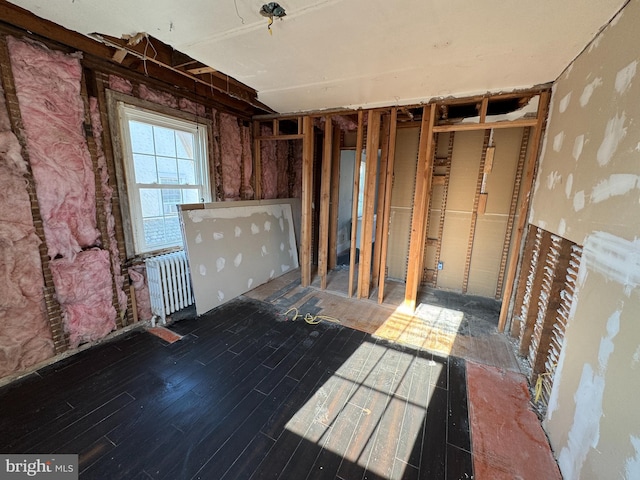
(531, 2), (640, 478)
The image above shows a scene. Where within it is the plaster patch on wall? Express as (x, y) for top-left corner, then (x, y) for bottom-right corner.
(280, 242), (285, 251)
(615, 60), (638, 94)
(251, 223), (260, 234)
(195, 233), (202, 244)
(564, 64), (574, 79)
(558, 219), (567, 236)
(587, 36), (602, 53)
(547, 171), (562, 189)
(553, 132), (565, 152)
(234, 253), (243, 267)
(580, 77), (603, 107)
(216, 257), (225, 272)
(235, 226), (242, 237)
(597, 112), (628, 166)
(566, 173), (574, 198)
(573, 135), (585, 161)
(590, 174), (640, 203)
(633, 345), (640, 367)
(217, 290), (224, 302)
(264, 221), (271, 231)
(279, 217), (285, 231)
(574, 191), (585, 212)
(582, 231), (640, 294)
(281, 264), (290, 272)
(261, 245), (268, 256)
(199, 264), (207, 276)
(625, 436), (640, 479)
(538, 220), (547, 229)
(557, 309), (621, 479)
(270, 269), (275, 278)
(213, 232), (224, 240)
(247, 278), (253, 289)
(559, 92), (572, 113)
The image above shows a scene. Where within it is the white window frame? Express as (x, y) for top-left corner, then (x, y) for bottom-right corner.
(117, 101), (211, 255)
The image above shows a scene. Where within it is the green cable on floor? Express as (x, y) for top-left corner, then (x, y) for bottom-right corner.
(282, 307), (341, 325)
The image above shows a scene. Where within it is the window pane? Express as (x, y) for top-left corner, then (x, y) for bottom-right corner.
(182, 189), (200, 204)
(176, 131), (195, 159)
(129, 121), (155, 154)
(143, 217), (165, 247)
(140, 189), (162, 217)
(164, 216), (182, 244)
(157, 157), (179, 184)
(162, 188), (181, 214)
(178, 159), (196, 185)
(133, 154), (158, 184)
(153, 126), (176, 157)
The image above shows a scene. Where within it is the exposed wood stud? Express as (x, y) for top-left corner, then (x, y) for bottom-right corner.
(300, 116), (314, 287)
(404, 105), (436, 311)
(498, 90), (551, 332)
(348, 111), (365, 297)
(0, 35), (68, 353)
(80, 71), (124, 329)
(318, 116), (333, 290)
(357, 110), (381, 299)
(94, 73), (135, 327)
(433, 117), (537, 133)
(479, 97), (489, 123)
(462, 130), (491, 294)
(377, 107), (398, 304)
(372, 113), (391, 287)
(328, 124), (341, 271)
(495, 127), (531, 299)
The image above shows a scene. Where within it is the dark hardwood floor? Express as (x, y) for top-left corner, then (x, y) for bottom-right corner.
(0, 297), (473, 479)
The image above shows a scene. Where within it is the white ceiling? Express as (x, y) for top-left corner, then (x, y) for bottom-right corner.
(8, 0), (626, 113)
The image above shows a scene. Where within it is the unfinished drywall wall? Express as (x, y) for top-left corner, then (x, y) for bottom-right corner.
(530, 2), (640, 478)
(180, 200), (299, 315)
(0, 80), (54, 378)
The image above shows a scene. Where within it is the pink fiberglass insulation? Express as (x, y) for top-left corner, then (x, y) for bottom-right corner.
(220, 113), (242, 200)
(276, 141), (290, 198)
(139, 84), (178, 109)
(179, 98), (206, 118)
(290, 140), (303, 199)
(108, 74), (133, 94)
(260, 126), (277, 199)
(0, 85), (54, 378)
(241, 124), (253, 199)
(128, 265), (152, 321)
(50, 249), (116, 348)
(7, 37), (100, 260)
(89, 98), (127, 315)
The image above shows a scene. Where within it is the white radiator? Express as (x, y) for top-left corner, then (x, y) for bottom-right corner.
(145, 250), (193, 326)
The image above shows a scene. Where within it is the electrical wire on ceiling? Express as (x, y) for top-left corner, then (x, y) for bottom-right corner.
(259, 2), (286, 35)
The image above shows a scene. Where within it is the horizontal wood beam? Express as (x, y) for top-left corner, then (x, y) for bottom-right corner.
(433, 117), (538, 133)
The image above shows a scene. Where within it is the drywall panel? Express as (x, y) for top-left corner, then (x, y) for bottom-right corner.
(531, 2), (640, 479)
(467, 216), (508, 297)
(437, 212), (472, 291)
(446, 130), (484, 212)
(485, 128), (525, 214)
(386, 126), (419, 280)
(531, 2), (640, 244)
(181, 200), (299, 315)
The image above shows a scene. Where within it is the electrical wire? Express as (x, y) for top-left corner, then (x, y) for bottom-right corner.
(281, 307), (341, 326)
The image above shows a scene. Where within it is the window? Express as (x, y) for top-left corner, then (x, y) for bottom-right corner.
(118, 103), (211, 254)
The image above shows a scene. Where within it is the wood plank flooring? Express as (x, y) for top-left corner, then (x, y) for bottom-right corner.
(0, 297), (473, 479)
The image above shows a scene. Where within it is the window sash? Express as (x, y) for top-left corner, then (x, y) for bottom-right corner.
(118, 102), (211, 254)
